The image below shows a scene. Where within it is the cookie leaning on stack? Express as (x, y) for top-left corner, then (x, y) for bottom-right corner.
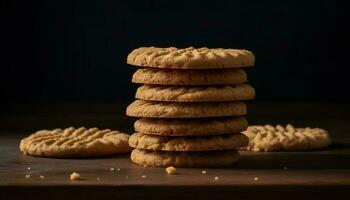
(126, 47), (255, 167)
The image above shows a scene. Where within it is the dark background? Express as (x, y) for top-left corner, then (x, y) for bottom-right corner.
(1, 0), (349, 103)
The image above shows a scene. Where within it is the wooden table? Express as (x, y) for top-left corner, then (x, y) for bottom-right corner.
(0, 102), (350, 200)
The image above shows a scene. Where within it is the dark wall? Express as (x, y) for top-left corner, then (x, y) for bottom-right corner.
(1, 0), (349, 103)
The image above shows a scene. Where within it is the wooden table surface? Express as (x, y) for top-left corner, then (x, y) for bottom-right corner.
(0, 102), (350, 200)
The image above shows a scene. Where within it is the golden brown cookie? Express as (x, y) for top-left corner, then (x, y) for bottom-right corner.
(129, 133), (248, 151)
(126, 100), (247, 118)
(243, 124), (332, 152)
(135, 84), (255, 102)
(20, 127), (131, 158)
(134, 117), (248, 136)
(130, 149), (240, 167)
(127, 47), (255, 69)
(132, 68), (247, 85)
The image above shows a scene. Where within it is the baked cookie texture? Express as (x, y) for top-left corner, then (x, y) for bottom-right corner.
(134, 117), (248, 136)
(132, 68), (247, 85)
(126, 100), (247, 118)
(130, 149), (240, 168)
(127, 46), (256, 167)
(20, 127), (131, 158)
(129, 133), (248, 151)
(243, 124), (332, 152)
(127, 47), (255, 69)
(135, 84), (255, 102)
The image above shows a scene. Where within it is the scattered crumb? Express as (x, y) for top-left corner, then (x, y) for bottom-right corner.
(125, 175), (129, 179)
(117, 168), (121, 171)
(110, 167), (115, 171)
(70, 172), (82, 180)
(254, 177), (259, 181)
(214, 176), (219, 181)
(27, 167), (31, 170)
(39, 175), (45, 179)
(202, 170), (207, 174)
(283, 166), (288, 170)
(141, 175), (147, 178)
(143, 165), (147, 168)
(166, 166), (176, 174)
(25, 174), (31, 178)
(96, 177), (100, 181)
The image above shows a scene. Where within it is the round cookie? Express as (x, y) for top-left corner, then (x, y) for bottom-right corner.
(132, 68), (247, 85)
(126, 100), (247, 118)
(130, 149), (240, 168)
(135, 84), (255, 102)
(134, 117), (248, 136)
(243, 124), (332, 152)
(129, 133), (248, 151)
(127, 47), (255, 69)
(20, 127), (132, 158)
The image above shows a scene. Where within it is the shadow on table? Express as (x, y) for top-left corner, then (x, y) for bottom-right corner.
(235, 142), (350, 169)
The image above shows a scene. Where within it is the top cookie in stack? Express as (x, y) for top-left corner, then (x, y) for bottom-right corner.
(126, 47), (255, 168)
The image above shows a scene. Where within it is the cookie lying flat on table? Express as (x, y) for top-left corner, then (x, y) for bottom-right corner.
(127, 47), (255, 69)
(131, 149), (240, 168)
(20, 127), (131, 158)
(243, 124), (332, 152)
(129, 133), (248, 151)
(132, 68), (247, 85)
(126, 100), (247, 118)
(135, 84), (255, 102)
(134, 117), (248, 136)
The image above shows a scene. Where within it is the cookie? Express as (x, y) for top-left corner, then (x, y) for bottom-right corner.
(134, 117), (248, 136)
(126, 100), (247, 118)
(127, 47), (255, 69)
(129, 133), (248, 151)
(130, 149), (240, 167)
(243, 124), (332, 152)
(135, 84), (255, 102)
(20, 127), (132, 158)
(132, 68), (247, 85)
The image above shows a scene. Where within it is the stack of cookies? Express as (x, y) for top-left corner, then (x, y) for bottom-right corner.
(126, 47), (255, 167)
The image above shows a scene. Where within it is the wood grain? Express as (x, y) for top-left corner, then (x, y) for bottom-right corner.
(0, 102), (349, 199)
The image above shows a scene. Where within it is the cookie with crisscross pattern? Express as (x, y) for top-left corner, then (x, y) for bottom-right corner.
(20, 127), (131, 158)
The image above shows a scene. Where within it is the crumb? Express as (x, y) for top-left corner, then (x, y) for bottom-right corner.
(125, 175), (129, 179)
(70, 172), (82, 180)
(110, 167), (115, 171)
(39, 175), (45, 179)
(202, 170), (207, 174)
(283, 166), (288, 170)
(27, 167), (31, 170)
(143, 165), (147, 168)
(117, 168), (121, 171)
(25, 174), (31, 178)
(96, 177), (100, 181)
(166, 166), (176, 174)
(141, 175), (147, 178)
(214, 176), (219, 180)
(254, 177), (259, 181)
